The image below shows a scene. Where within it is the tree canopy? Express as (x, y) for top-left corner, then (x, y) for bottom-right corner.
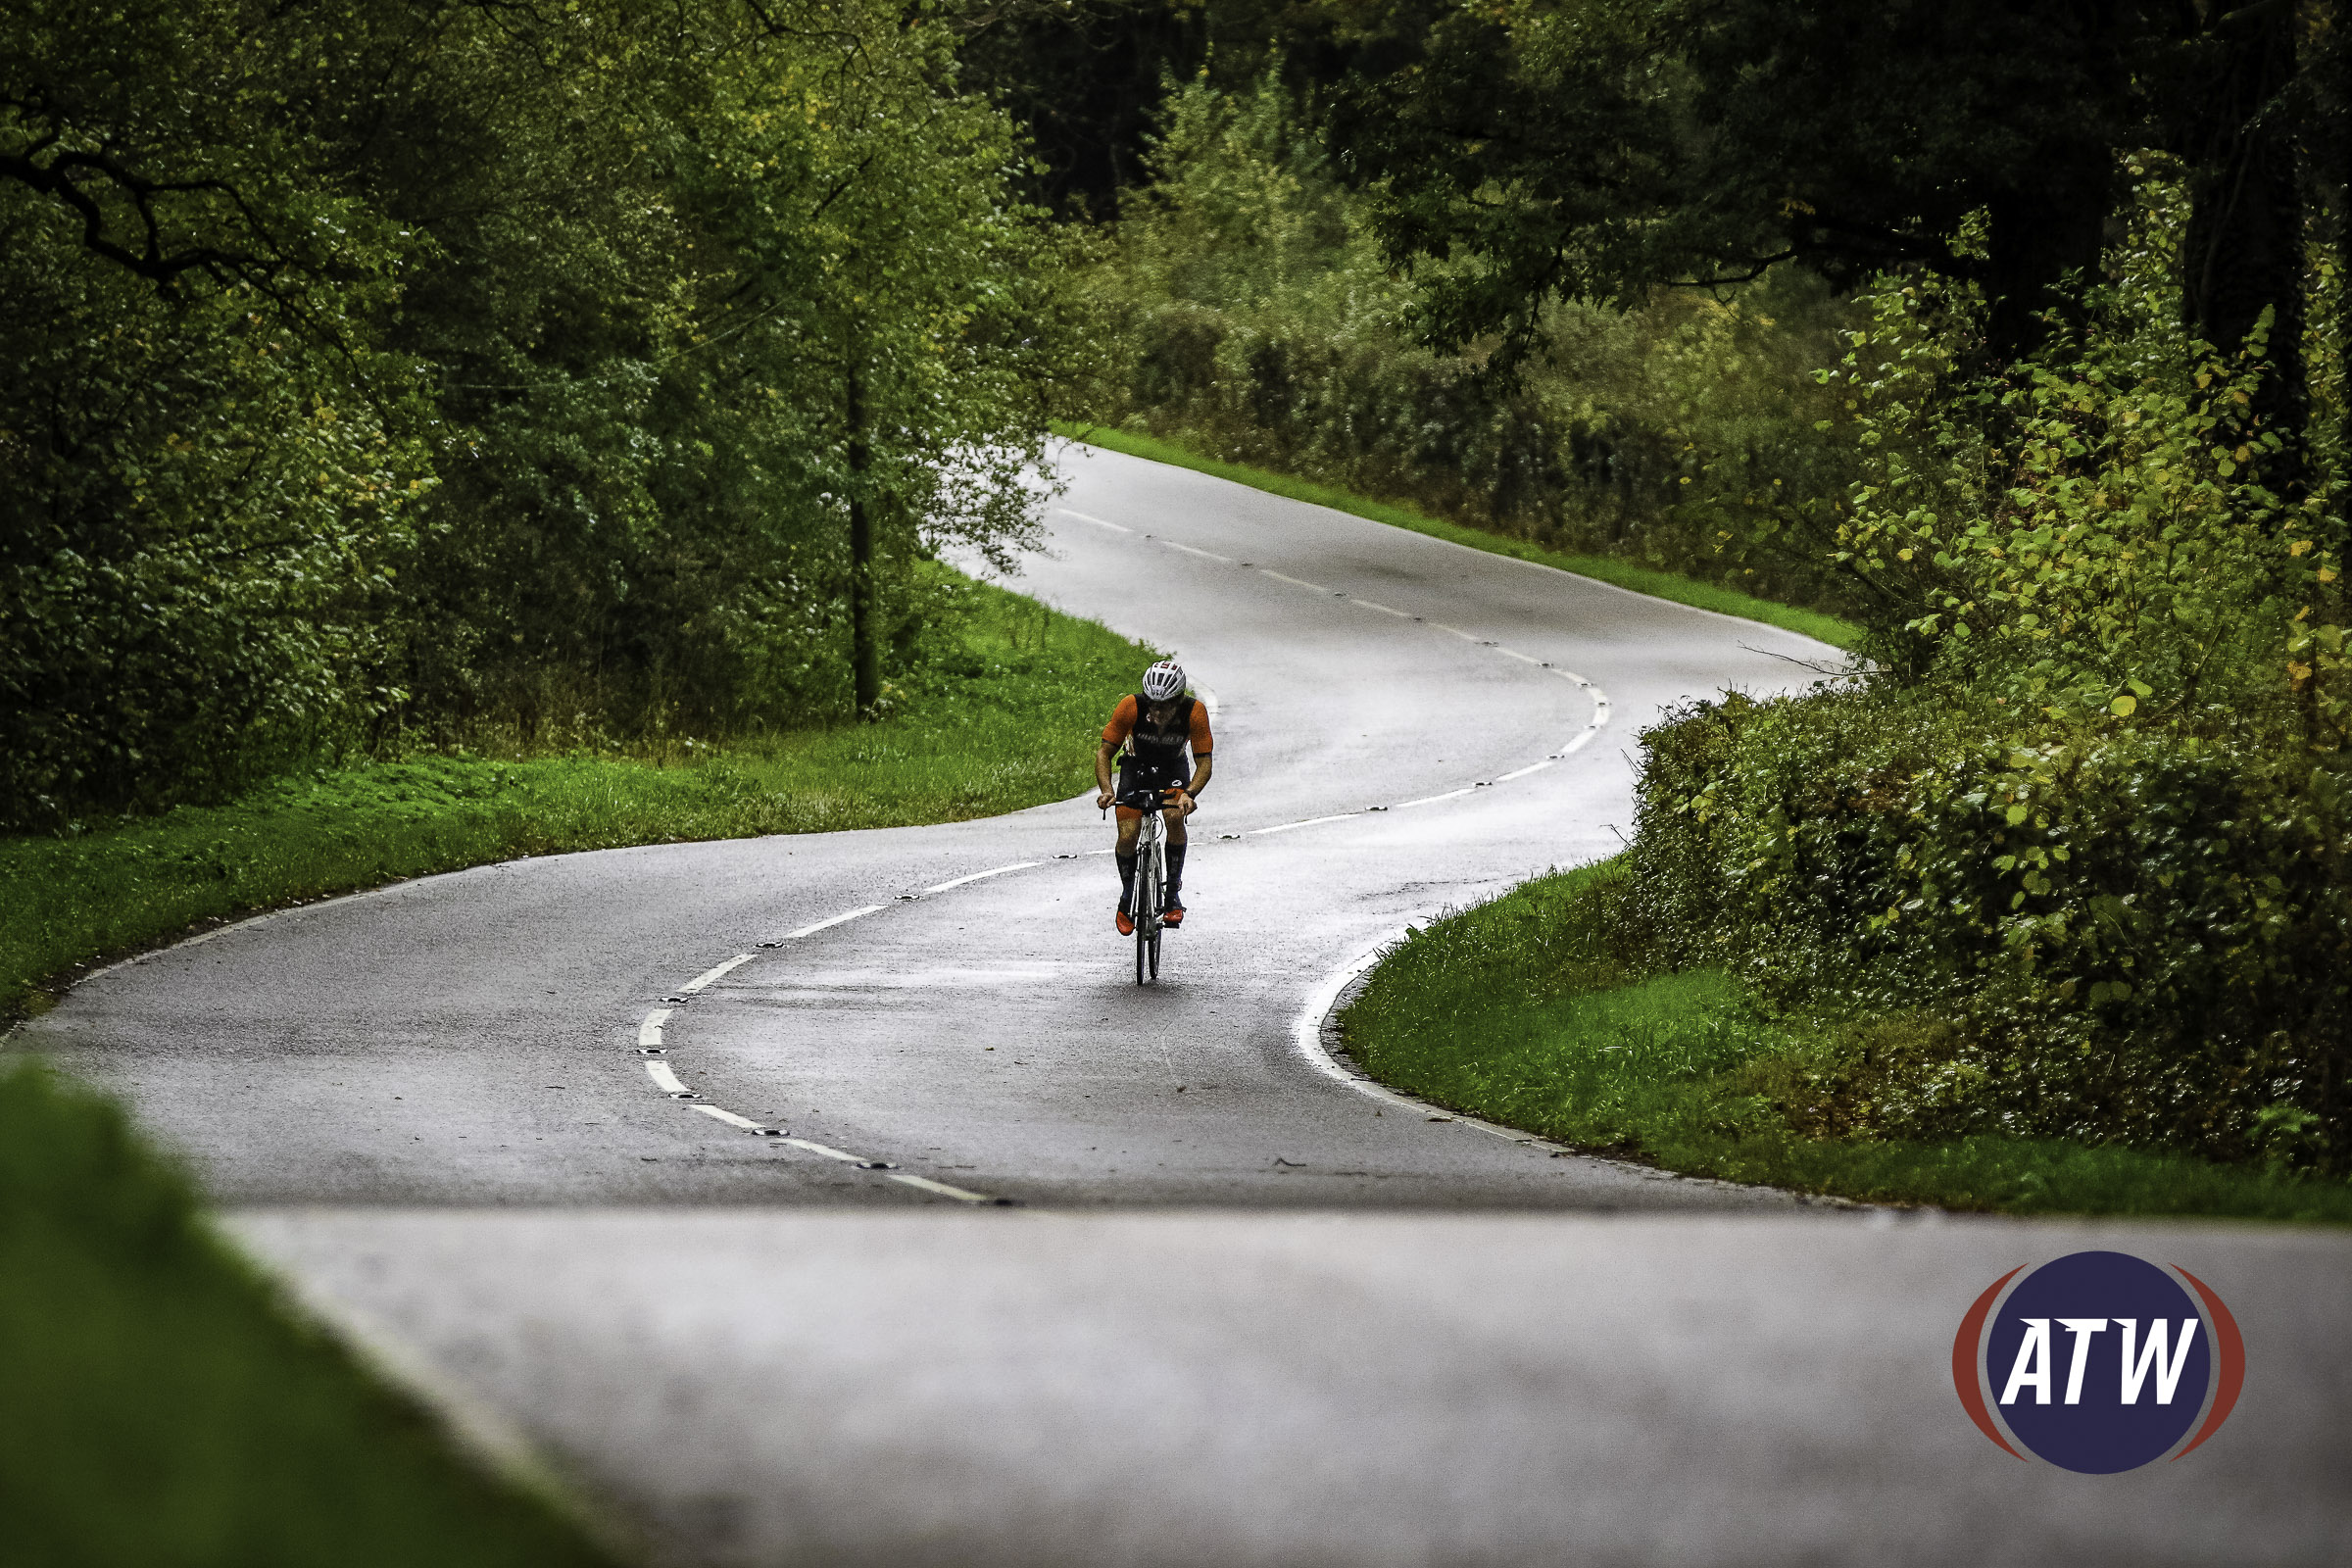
(1, 0), (1082, 827)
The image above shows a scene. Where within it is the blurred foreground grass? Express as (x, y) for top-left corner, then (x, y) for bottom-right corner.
(3, 574), (1150, 1019)
(1341, 861), (2352, 1223)
(0, 1062), (618, 1565)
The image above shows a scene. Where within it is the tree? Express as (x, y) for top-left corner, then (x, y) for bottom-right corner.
(0, 0), (1086, 824)
(1336, 0), (2157, 368)
(1334, 0), (2342, 450)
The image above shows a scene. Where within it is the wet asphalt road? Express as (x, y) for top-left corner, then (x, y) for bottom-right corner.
(22, 445), (2352, 1564)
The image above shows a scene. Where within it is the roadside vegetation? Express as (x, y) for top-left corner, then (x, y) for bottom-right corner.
(0, 1061), (622, 1565)
(1055, 423), (1860, 649)
(2, 0), (1091, 837)
(8, 1), (2351, 1552)
(4, 575), (1148, 1023)
(1343, 864), (2352, 1223)
(1077, 66), (1875, 624)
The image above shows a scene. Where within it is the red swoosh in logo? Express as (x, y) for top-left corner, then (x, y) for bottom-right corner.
(1952, 1266), (2027, 1459)
(2171, 1265), (2245, 1459)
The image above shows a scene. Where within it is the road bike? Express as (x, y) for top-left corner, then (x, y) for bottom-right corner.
(1115, 784), (1181, 985)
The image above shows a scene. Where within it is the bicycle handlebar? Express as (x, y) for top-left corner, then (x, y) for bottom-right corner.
(1103, 783), (1193, 815)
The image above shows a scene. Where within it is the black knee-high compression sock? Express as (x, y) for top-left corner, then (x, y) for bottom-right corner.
(1115, 850), (1137, 912)
(1165, 842), (1187, 902)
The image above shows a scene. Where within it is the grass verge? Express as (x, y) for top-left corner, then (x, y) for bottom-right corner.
(0, 1059), (620, 1565)
(1339, 861), (2352, 1223)
(3, 572), (1151, 1021)
(1054, 420), (1862, 652)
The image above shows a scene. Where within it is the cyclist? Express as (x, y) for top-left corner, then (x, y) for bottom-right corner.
(1096, 659), (1212, 935)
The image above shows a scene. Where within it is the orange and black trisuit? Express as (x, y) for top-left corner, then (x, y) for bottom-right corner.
(1102, 692), (1212, 812)
(1102, 692), (1211, 913)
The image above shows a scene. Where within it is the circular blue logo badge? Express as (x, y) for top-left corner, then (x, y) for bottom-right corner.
(1953, 1250), (2243, 1472)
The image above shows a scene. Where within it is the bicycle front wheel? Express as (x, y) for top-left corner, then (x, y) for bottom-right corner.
(1134, 849), (1158, 985)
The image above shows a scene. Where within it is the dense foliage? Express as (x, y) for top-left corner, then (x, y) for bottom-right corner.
(1619, 173), (2352, 1174)
(1, 0), (1081, 831)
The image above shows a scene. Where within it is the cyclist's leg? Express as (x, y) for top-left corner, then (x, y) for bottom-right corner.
(1160, 805), (1188, 910)
(1113, 806), (1143, 913)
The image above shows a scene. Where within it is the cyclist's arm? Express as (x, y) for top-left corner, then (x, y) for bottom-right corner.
(1095, 739), (1118, 807)
(1174, 752), (1211, 813)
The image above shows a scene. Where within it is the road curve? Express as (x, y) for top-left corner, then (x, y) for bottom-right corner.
(23, 445), (2352, 1564)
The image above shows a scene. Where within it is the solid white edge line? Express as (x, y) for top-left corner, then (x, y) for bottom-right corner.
(679, 953), (753, 994)
(783, 905), (886, 941)
(1293, 934), (1574, 1146)
(780, 1136), (863, 1163)
(1055, 508), (1131, 532)
(1293, 937), (1666, 1155)
(1258, 568), (1328, 592)
(888, 1172), (995, 1203)
(645, 1061), (689, 1095)
(1291, 933), (1440, 1114)
(695, 1104), (765, 1131)
(923, 861), (1042, 895)
(638, 1009), (670, 1048)
(1250, 813), (1360, 837)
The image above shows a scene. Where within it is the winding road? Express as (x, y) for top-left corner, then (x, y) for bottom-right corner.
(25, 445), (2351, 1564)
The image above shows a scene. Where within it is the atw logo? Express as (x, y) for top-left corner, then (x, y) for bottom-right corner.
(1952, 1250), (2246, 1473)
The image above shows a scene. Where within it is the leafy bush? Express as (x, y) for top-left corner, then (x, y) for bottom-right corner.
(1619, 171), (2352, 1173)
(1627, 689), (2350, 1168)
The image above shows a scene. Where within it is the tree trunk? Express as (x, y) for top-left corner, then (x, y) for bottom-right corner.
(846, 353), (881, 720)
(1983, 148), (2113, 366)
(2182, 0), (2308, 495)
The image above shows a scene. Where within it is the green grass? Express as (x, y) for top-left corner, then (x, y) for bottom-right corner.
(1340, 861), (2352, 1223)
(1054, 419), (1862, 652)
(0, 1059), (620, 1566)
(3, 573), (1152, 1020)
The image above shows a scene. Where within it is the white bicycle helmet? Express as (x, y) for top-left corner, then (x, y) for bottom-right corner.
(1142, 660), (1187, 701)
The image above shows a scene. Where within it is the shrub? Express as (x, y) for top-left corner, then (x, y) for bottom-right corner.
(1619, 168), (2352, 1172)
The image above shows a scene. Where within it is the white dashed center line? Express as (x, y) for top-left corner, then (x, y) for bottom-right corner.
(774, 905), (885, 942)
(923, 862), (1042, 895)
(632, 507), (1619, 1203)
(678, 954), (753, 994)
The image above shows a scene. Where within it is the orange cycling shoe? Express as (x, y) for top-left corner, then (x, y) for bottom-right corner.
(1160, 903), (1185, 928)
(1115, 908), (1136, 936)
